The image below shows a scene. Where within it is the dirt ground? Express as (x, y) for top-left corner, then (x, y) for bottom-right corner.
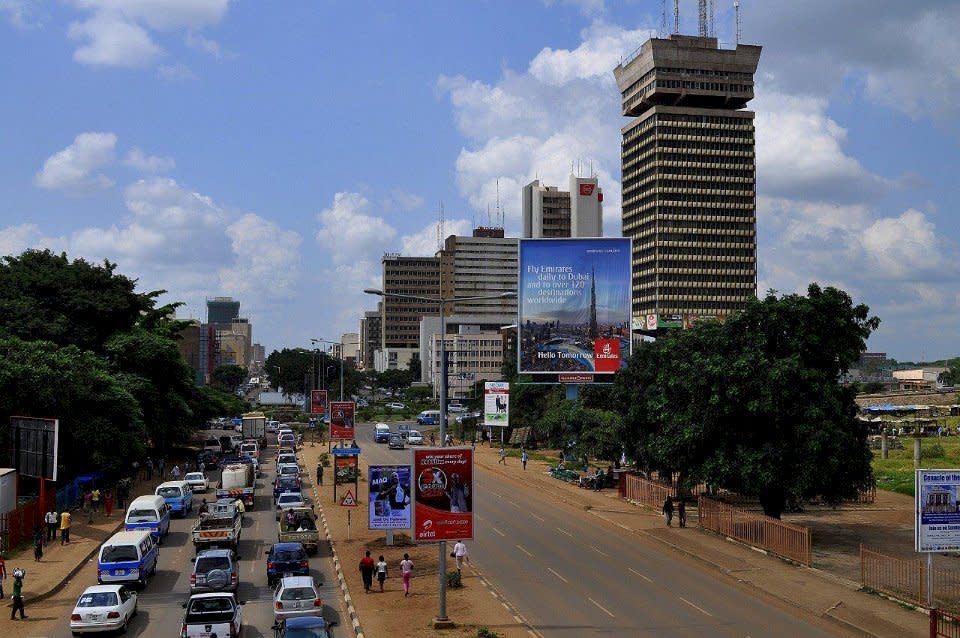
(302, 441), (529, 638)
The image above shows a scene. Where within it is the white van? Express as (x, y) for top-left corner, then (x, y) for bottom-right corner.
(155, 480), (194, 517)
(124, 494), (170, 542)
(416, 410), (440, 425)
(98, 530), (158, 586)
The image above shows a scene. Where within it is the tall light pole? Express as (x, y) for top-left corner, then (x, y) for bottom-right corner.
(273, 365), (281, 390)
(312, 338), (344, 401)
(364, 287), (515, 624)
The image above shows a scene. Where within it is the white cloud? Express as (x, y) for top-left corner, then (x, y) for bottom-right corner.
(315, 192), (398, 264)
(68, 12), (161, 67)
(861, 209), (943, 280)
(0, 0), (34, 28)
(185, 31), (221, 58)
(219, 214), (302, 299)
(387, 189), (425, 212)
(73, 0), (229, 30)
(528, 21), (640, 85)
(0, 224), (43, 256)
(34, 132), (117, 192)
(124, 147), (176, 173)
(400, 219), (472, 257)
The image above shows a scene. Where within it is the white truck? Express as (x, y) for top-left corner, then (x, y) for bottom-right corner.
(241, 411), (266, 445)
(215, 462), (255, 507)
(179, 592), (243, 638)
(191, 500), (243, 554)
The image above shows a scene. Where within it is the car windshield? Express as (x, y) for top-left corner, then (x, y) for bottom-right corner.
(280, 586), (317, 601)
(127, 509), (157, 522)
(196, 556), (231, 571)
(185, 473), (204, 481)
(279, 494), (302, 505)
(77, 592), (118, 608)
(101, 545), (139, 562)
(279, 466), (298, 475)
(285, 626), (326, 638)
(273, 549), (306, 561)
(157, 487), (182, 498)
(189, 598), (234, 613)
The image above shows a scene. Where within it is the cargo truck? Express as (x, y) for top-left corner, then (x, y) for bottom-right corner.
(215, 462), (255, 507)
(241, 411), (267, 446)
(191, 499), (243, 554)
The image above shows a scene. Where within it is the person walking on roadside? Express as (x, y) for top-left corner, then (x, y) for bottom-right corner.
(84, 490), (94, 523)
(60, 509), (72, 544)
(359, 550), (375, 593)
(316, 463), (324, 486)
(158, 458), (166, 480)
(0, 552), (6, 598)
(662, 497), (674, 527)
(32, 526), (43, 561)
(171, 464), (182, 480)
(10, 568), (26, 620)
(400, 553), (414, 597)
(145, 458), (153, 480)
(91, 488), (101, 513)
(45, 509), (58, 544)
(104, 491), (114, 517)
(521, 449), (528, 471)
(677, 499), (686, 528)
(453, 540), (469, 576)
(498, 446), (506, 465)
(375, 555), (388, 592)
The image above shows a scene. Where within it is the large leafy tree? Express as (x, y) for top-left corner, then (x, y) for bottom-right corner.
(265, 348), (313, 393)
(614, 284), (879, 518)
(213, 364), (248, 392)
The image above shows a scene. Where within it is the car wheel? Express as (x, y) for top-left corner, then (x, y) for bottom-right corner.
(133, 601), (138, 617)
(119, 615), (129, 635)
(72, 632), (82, 637)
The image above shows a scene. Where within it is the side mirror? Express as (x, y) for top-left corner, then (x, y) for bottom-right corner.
(238, 600), (247, 605)
(181, 602), (187, 609)
(190, 557), (196, 563)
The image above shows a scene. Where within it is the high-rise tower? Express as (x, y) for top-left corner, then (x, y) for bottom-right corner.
(614, 34), (761, 327)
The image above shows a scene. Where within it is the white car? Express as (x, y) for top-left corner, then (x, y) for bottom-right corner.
(276, 492), (308, 520)
(407, 430), (424, 445)
(70, 584), (138, 635)
(385, 402), (406, 410)
(184, 472), (209, 493)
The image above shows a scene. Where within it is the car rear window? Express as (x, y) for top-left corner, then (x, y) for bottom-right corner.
(126, 509), (157, 522)
(273, 549), (306, 561)
(77, 592), (119, 607)
(280, 586), (317, 601)
(196, 556), (231, 571)
(101, 545), (139, 562)
(278, 494), (301, 504)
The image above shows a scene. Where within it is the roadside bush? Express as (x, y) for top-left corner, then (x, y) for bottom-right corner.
(475, 628), (499, 638)
(446, 570), (462, 588)
(922, 443), (946, 459)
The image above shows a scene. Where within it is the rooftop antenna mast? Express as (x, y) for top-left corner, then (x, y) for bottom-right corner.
(698, 0), (707, 37)
(437, 201), (445, 250)
(495, 178), (502, 227)
(734, 0), (741, 44)
(709, 0), (715, 36)
(660, 0), (667, 36)
(674, 0), (680, 34)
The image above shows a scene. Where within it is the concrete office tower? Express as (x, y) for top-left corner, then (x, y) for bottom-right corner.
(614, 34), (761, 324)
(340, 332), (360, 368)
(438, 231), (518, 320)
(360, 307), (381, 371)
(522, 176), (603, 238)
(207, 297), (241, 324)
(381, 254), (441, 350)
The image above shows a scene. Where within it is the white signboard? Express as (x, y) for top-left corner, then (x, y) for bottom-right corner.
(484, 382), (509, 428)
(915, 469), (960, 552)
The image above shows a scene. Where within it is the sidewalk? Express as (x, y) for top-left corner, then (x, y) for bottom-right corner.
(477, 443), (929, 638)
(0, 474), (167, 628)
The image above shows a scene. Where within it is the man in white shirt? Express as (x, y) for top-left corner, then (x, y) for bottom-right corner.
(44, 510), (58, 545)
(453, 540), (469, 575)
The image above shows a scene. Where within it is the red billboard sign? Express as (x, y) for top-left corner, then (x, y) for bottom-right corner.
(310, 389), (328, 415)
(330, 401), (355, 440)
(593, 338), (621, 373)
(579, 183), (595, 196)
(413, 448), (473, 542)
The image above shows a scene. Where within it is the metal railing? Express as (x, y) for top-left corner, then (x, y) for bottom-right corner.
(0, 493), (55, 552)
(621, 473), (674, 510)
(698, 496), (812, 565)
(931, 608), (960, 638)
(861, 545), (960, 612)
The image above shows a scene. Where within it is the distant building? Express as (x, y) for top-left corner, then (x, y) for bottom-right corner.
(438, 232), (518, 319)
(382, 254), (441, 350)
(251, 343), (266, 372)
(176, 320), (202, 384)
(207, 297), (241, 324)
(374, 347), (417, 373)
(360, 308), (381, 370)
(893, 368), (949, 391)
(341, 332), (360, 368)
(419, 315), (508, 396)
(522, 175), (603, 238)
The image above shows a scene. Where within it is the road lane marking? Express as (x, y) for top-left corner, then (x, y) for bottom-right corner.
(509, 501), (521, 509)
(546, 567), (568, 583)
(628, 568), (652, 582)
(491, 527), (506, 537)
(516, 544), (533, 557)
(557, 528), (573, 537)
(679, 597), (713, 617)
(529, 513), (545, 522)
(591, 546), (609, 557)
(588, 597), (615, 617)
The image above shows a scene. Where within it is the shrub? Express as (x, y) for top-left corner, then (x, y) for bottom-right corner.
(446, 570), (462, 588)
(922, 443), (946, 459)
(475, 628), (499, 638)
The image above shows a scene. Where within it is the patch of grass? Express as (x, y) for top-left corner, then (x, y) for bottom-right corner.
(475, 628), (500, 638)
(872, 434), (960, 498)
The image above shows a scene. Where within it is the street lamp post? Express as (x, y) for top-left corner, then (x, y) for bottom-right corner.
(364, 287), (515, 624)
(311, 338), (344, 401)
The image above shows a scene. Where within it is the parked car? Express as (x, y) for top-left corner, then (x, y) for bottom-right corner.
(406, 430), (424, 445)
(374, 423), (391, 443)
(274, 475), (302, 502)
(266, 542), (310, 586)
(184, 472), (209, 493)
(276, 492), (309, 520)
(277, 463), (301, 481)
(385, 402), (406, 410)
(272, 576), (323, 622)
(272, 616), (334, 638)
(190, 548), (240, 593)
(388, 434), (405, 450)
(276, 446), (296, 462)
(70, 584), (138, 635)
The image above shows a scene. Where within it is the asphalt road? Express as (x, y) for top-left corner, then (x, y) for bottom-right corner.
(353, 421), (846, 638)
(38, 429), (343, 638)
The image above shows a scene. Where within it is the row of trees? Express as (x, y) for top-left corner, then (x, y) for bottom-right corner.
(0, 250), (248, 480)
(263, 348), (424, 399)
(505, 284), (880, 519)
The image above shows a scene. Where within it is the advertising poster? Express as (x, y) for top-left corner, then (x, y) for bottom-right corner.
(412, 448), (473, 542)
(518, 238), (632, 376)
(916, 469), (960, 552)
(368, 464), (412, 530)
(330, 401), (355, 440)
(310, 389), (328, 415)
(334, 454), (358, 486)
(484, 382), (509, 427)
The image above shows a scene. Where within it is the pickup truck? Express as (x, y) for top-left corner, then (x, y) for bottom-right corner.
(216, 461), (255, 507)
(191, 500), (243, 554)
(180, 592), (243, 638)
(277, 507), (320, 554)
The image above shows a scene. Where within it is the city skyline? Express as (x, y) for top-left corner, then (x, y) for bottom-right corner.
(0, 2), (957, 361)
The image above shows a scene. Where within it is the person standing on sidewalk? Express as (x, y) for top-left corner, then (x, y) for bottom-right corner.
(375, 555), (388, 592)
(91, 488), (101, 513)
(453, 540), (469, 576)
(498, 446), (506, 465)
(45, 509), (57, 544)
(32, 526), (43, 561)
(662, 497), (674, 527)
(171, 464), (182, 480)
(145, 458), (153, 480)
(158, 458), (166, 480)
(104, 491), (113, 517)
(83, 490), (94, 523)
(60, 509), (72, 544)
(358, 550), (375, 593)
(677, 499), (686, 528)
(316, 463), (323, 486)
(10, 568), (26, 620)
(521, 449), (528, 471)
(400, 553), (414, 597)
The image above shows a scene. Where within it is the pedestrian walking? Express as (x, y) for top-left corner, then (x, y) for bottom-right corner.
(375, 555), (388, 592)
(0, 552), (5, 598)
(105, 491), (114, 517)
(60, 509), (72, 544)
(45, 509), (57, 544)
(145, 458), (153, 480)
(677, 499), (686, 528)
(171, 464), (182, 480)
(400, 553), (414, 597)
(359, 550), (375, 593)
(521, 449), (528, 471)
(10, 567), (26, 620)
(91, 487), (101, 513)
(662, 497), (674, 527)
(453, 540), (469, 575)
(316, 463), (324, 486)
(498, 447), (506, 465)
(158, 458), (166, 479)
(84, 490), (94, 523)
(32, 527), (43, 561)
(593, 467), (604, 492)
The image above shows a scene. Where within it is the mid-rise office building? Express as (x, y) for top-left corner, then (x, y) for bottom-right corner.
(438, 231), (518, 319)
(614, 34), (761, 325)
(522, 175), (603, 238)
(419, 315), (506, 398)
(340, 332), (360, 368)
(360, 308), (381, 370)
(207, 296), (241, 324)
(381, 254), (441, 350)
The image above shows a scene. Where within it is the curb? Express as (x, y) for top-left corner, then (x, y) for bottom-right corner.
(31, 518), (125, 604)
(314, 482), (364, 638)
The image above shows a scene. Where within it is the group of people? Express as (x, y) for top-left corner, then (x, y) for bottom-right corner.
(358, 550), (416, 596)
(661, 497), (687, 528)
(132, 457), (189, 482)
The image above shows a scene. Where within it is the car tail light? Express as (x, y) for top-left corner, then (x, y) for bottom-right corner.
(267, 562), (274, 570)
(231, 573), (238, 584)
(107, 611), (120, 619)
(313, 598), (322, 607)
(275, 601), (284, 609)
(190, 573), (196, 585)
(300, 560), (309, 569)
(71, 614), (81, 621)
(180, 623), (188, 638)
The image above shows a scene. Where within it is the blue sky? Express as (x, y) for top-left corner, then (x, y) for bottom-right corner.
(1, 1), (957, 362)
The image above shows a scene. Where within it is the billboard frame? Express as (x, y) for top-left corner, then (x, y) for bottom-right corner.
(329, 401), (356, 441)
(8, 416), (59, 481)
(412, 447), (474, 543)
(368, 464), (412, 530)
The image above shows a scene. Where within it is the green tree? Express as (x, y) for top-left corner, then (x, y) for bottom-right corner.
(407, 353), (422, 379)
(378, 368), (412, 393)
(265, 348), (313, 393)
(213, 364), (248, 392)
